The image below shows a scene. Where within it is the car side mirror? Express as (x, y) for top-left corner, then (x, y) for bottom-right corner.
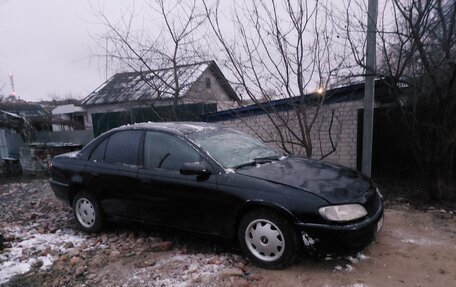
(179, 162), (211, 176)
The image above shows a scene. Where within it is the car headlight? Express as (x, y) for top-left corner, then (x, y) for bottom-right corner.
(319, 204), (367, 222)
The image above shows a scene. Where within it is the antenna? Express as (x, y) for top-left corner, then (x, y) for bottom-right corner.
(9, 73), (16, 98)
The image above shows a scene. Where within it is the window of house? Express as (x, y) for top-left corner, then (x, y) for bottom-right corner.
(143, 131), (201, 170)
(205, 77), (211, 89)
(104, 130), (142, 165)
(71, 114), (85, 130)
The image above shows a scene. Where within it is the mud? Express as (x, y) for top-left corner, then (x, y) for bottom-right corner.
(1, 178), (455, 287)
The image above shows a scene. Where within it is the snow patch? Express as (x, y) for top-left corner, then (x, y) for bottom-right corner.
(181, 123), (215, 132)
(0, 109), (22, 119)
(225, 168), (235, 174)
(122, 253), (225, 286)
(302, 232), (316, 246)
(356, 252), (370, 260)
(401, 238), (438, 245)
(0, 225), (90, 284)
(394, 230), (443, 246)
(333, 264), (355, 272)
(0, 261), (31, 283)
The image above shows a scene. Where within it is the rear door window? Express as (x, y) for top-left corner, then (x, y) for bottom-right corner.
(89, 138), (108, 162)
(104, 130), (142, 165)
(144, 131), (201, 170)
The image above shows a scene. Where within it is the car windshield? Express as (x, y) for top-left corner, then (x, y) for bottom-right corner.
(187, 128), (282, 169)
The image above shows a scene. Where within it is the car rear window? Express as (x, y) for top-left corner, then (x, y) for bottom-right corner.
(104, 130), (142, 166)
(89, 137), (108, 162)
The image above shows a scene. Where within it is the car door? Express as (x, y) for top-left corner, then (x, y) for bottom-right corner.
(84, 130), (143, 219)
(137, 131), (220, 233)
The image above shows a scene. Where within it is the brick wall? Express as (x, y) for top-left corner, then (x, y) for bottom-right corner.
(214, 100), (363, 169)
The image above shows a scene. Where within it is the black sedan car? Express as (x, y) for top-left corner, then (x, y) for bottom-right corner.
(49, 122), (383, 269)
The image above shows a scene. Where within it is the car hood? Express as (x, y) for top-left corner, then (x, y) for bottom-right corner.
(235, 156), (372, 204)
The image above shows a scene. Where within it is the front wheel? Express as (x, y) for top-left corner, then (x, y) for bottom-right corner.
(238, 209), (300, 269)
(73, 192), (104, 233)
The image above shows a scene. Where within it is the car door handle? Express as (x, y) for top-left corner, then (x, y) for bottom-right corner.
(91, 172), (100, 177)
(140, 178), (151, 184)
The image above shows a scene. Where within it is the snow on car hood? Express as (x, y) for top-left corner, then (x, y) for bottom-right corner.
(235, 156), (371, 204)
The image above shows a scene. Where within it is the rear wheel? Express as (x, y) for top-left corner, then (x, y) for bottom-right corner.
(238, 209), (300, 269)
(73, 192), (103, 233)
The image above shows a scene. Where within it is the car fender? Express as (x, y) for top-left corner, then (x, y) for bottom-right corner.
(70, 174), (84, 185)
(234, 200), (301, 232)
(65, 173), (90, 205)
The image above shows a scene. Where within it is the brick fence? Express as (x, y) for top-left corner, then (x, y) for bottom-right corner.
(206, 100), (364, 169)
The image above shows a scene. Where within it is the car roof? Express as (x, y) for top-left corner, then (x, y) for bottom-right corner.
(112, 121), (224, 136)
(78, 122), (227, 161)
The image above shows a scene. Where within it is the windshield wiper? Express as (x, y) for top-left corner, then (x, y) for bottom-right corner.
(254, 155), (280, 161)
(233, 155), (280, 170)
(232, 161), (257, 170)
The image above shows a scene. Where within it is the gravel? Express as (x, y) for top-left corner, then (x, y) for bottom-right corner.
(0, 178), (253, 287)
(1, 178), (455, 287)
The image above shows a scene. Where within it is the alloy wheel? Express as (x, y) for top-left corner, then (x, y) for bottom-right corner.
(244, 219), (285, 262)
(75, 198), (96, 228)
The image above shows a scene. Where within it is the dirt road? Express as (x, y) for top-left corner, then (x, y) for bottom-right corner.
(1, 178), (455, 286)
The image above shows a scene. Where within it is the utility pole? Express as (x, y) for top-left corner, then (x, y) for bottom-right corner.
(362, 0), (378, 177)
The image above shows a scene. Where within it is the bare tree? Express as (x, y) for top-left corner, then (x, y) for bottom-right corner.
(383, 0), (455, 199)
(203, 0), (346, 158)
(93, 0), (207, 120)
(337, 0), (456, 198)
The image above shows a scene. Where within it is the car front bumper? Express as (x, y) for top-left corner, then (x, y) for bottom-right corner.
(296, 205), (384, 254)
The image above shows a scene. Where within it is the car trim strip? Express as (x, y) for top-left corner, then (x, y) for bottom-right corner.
(49, 178), (70, 187)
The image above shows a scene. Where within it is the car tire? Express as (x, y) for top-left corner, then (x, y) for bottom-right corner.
(238, 209), (300, 269)
(72, 191), (103, 233)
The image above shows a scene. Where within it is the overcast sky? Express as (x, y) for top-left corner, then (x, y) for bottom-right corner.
(0, 0), (374, 102)
(0, 0), (135, 101)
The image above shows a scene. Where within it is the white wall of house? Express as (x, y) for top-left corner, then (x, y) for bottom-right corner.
(184, 68), (232, 101)
(52, 104), (89, 131)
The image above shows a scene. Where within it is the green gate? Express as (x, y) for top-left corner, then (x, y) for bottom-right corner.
(91, 103), (217, 136)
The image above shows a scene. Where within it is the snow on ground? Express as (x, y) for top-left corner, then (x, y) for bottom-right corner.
(2, 178), (456, 286)
(401, 238), (440, 245)
(392, 229), (444, 246)
(332, 252), (370, 272)
(0, 225), (91, 284)
(122, 253), (227, 287)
